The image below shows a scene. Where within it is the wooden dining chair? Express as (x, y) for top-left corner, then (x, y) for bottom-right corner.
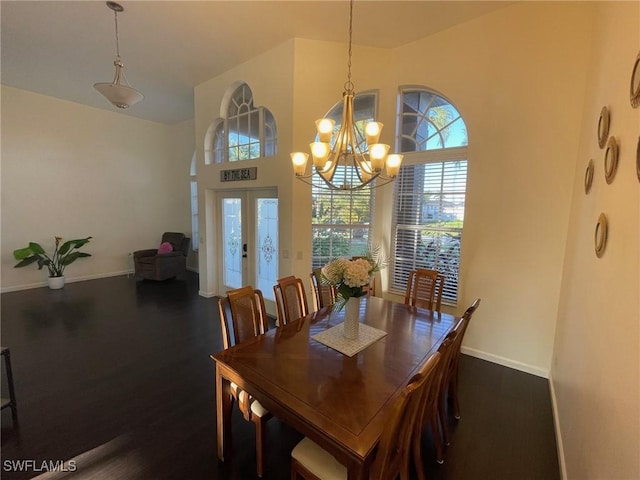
(217, 286), (272, 477)
(274, 276), (309, 326)
(410, 332), (458, 474)
(404, 268), (445, 313)
(290, 352), (442, 480)
(309, 268), (336, 311)
(448, 298), (481, 420)
(437, 320), (465, 448)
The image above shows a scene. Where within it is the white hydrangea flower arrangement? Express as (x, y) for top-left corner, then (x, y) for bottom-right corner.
(321, 246), (385, 307)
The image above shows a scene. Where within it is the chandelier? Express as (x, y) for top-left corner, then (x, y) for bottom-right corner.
(94, 1), (144, 109)
(290, 0), (402, 190)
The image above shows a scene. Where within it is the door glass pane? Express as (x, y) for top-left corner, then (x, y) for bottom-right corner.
(256, 198), (278, 301)
(222, 198), (242, 289)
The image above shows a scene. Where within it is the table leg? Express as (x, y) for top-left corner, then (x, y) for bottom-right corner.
(346, 459), (368, 480)
(216, 364), (232, 462)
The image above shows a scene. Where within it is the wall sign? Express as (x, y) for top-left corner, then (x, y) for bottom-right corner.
(220, 167), (258, 182)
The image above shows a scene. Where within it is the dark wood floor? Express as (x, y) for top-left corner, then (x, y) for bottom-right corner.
(1, 272), (559, 480)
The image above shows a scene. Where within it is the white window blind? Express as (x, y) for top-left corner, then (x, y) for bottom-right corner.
(391, 160), (467, 302)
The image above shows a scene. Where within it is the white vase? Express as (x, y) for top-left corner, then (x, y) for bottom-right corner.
(48, 276), (65, 290)
(343, 296), (362, 339)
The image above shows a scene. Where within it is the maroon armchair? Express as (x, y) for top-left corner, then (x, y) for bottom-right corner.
(134, 232), (190, 281)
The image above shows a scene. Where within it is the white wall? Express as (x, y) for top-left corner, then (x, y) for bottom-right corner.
(551, 2), (640, 479)
(375, 2), (595, 376)
(1, 86), (194, 291)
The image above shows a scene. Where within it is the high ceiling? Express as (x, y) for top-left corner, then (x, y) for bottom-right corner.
(1, 1), (509, 125)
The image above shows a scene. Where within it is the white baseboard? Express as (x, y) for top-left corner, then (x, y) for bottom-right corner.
(198, 290), (217, 298)
(461, 346), (549, 378)
(1, 270), (132, 293)
(548, 373), (567, 480)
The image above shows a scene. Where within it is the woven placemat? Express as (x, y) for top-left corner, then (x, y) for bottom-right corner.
(312, 323), (387, 357)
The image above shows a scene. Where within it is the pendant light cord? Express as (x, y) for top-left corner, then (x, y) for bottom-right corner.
(114, 10), (121, 60)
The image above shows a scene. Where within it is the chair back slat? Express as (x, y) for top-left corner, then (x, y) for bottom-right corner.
(309, 268), (336, 311)
(274, 276), (309, 325)
(218, 297), (233, 350)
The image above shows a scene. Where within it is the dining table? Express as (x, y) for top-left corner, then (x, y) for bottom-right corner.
(211, 295), (459, 480)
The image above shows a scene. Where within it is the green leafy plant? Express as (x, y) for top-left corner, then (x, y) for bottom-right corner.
(13, 236), (92, 277)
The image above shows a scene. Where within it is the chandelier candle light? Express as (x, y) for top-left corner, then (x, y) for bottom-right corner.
(94, 1), (143, 109)
(290, 0), (403, 190)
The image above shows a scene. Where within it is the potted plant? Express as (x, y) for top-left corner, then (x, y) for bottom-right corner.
(13, 236), (92, 289)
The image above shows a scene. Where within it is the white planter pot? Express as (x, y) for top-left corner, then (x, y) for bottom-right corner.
(48, 276), (65, 290)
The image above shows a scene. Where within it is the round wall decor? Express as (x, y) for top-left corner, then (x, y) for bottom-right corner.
(604, 136), (619, 184)
(594, 213), (608, 258)
(631, 51), (640, 108)
(584, 159), (594, 194)
(597, 106), (610, 148)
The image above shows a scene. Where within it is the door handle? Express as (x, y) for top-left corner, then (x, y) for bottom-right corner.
(242, 243), (247, 258)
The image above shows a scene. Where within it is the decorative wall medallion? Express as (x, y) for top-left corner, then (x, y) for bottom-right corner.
(631, 51), (640, 108)
(604, 136), (619, 185)
(597, 106), (610, 148)
(261, 234), (275, 263)
(584, 159), (594, 194)
(594, 213), (608, 258)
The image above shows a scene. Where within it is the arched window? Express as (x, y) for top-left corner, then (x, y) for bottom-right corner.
(311, 92), (377, 268)
(204, 83), (277, 164)
(391, 88), (468, 304)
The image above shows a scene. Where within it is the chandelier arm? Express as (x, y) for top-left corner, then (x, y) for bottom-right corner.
(318, 157), (338, 183)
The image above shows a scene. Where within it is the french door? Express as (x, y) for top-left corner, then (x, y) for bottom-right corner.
(219, 189), (279, 303)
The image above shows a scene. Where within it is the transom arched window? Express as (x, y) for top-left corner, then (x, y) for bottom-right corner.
(205, 83), (277, 164)
(311, 92), (378, 268)
(391, 88), (468, 304)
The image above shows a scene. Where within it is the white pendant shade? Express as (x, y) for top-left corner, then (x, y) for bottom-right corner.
(94, 82), (143, 109)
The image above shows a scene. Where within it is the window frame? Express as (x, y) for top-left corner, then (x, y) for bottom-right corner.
(390, 87), (468, 305)
(204, 82), (277, 165)
(189, 152), (199, 252)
